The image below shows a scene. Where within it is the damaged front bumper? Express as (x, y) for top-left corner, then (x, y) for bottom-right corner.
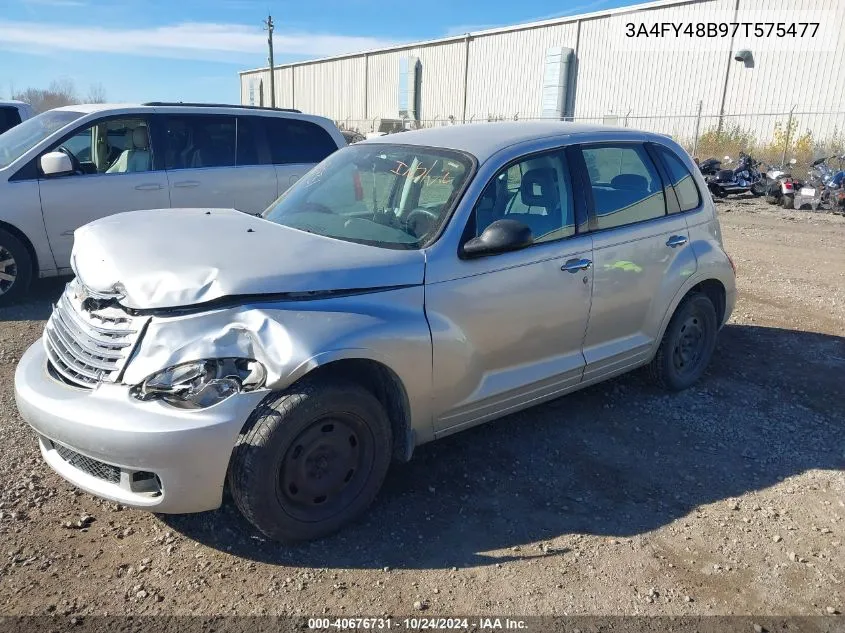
(14, 340), (267, 514)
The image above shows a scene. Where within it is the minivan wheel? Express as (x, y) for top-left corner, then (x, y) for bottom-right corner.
(649, 293), (718, 391)
(0, 228), (33, 307)
(228, 379), (392, 542)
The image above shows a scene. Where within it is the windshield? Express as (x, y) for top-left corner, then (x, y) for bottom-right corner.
(0, 109), (85, 169)
(263, 144), (474, 249)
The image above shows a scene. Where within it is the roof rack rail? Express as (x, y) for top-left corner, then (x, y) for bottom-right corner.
(141, 102), (302, 113)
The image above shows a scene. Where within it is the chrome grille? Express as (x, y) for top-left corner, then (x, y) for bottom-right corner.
(53, 442), (121, 484)
(44, 280), (146, 388)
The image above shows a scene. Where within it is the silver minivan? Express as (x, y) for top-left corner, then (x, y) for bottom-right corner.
(14, 122), (736, 542)
(0, 102), (345, 304)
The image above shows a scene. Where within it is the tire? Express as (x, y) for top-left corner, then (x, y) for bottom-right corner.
(782, 193), (795, 210)
(750, 183), (765, 197)
(0, 228), (33, 307)
(228, 379), (393, 542)
(649, 293), (718, 392)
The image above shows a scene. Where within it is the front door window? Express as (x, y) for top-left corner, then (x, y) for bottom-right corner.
(49, 118), (153, 175)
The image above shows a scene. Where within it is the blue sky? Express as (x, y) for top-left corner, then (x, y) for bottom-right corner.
(0, 0), (634, 104)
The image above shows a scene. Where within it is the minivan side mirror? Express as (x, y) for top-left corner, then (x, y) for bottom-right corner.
(40, 151), (74, 177)
(461, 218), (533, 258)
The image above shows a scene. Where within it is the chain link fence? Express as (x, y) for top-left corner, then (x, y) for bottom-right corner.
(337, 108), (845, 173)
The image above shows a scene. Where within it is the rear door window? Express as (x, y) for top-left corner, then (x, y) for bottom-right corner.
(265, 118), (338, 164)
(236, 116), (272, 166)
(163, 115), (236, 170)
(581, 144), (666, 230)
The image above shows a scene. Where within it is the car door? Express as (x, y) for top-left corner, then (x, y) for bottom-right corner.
(37, 114), (170, 270)
(576, 141), (697, 383)
(426, 147), (594, 435)
(162, 113), (241, 210)
(265, 117), (340, 197)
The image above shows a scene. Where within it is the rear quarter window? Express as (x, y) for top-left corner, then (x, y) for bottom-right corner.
(0, 106), (23, 135)
(656, 146), (702, 212)
(265, 118), (338, 164)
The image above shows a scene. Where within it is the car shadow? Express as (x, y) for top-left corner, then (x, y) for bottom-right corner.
(0, 278), (68, 322)
(162, 323), (844, 569)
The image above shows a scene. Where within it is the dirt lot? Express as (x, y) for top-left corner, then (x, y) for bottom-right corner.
(0, 197), (843, 619)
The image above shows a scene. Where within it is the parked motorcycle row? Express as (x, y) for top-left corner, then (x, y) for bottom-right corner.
(693, 152), (845, 213)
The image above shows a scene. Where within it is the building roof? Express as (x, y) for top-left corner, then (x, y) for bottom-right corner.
(359, 121), (637, 162)
(240, 0), (705, 74)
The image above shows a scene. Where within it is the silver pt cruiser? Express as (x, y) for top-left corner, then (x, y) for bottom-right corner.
(14, 122), (736, 541)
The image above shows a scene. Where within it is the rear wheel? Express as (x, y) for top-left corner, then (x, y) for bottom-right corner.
(0, 228), (33, 307)
(782, 193), (795, 209)
(649, 293), (718, 391)
(229, 379), (392, 542)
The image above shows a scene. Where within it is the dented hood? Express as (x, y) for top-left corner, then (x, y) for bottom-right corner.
(71, 208), (426, 310)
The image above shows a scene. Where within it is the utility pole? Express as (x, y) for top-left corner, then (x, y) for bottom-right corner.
(263, 14), (275, 108)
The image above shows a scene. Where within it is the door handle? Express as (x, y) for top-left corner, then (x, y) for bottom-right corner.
(561, 258), (592, 273)
(134, 183), (163, 191)
(666, 235), (688, 248)
(173, 180), (200, 188)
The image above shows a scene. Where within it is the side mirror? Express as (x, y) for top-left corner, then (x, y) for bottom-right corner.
(789, 158), (797, 165)
(40, 151), (74, 177)
(461, 219), (533, 259)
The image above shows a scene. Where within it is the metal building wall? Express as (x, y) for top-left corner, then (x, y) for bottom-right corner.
(724, 0), (844, 113)
(293, 56), (367, 121)
(574, 0), (734, 118)
(464, 23), (578, 121)
(365, 40), (467, 124)
(238, 0), (845, 143)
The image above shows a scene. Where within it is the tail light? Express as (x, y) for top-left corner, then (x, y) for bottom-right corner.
(353, 170), (364, 201)
(783, 181), (794, 191)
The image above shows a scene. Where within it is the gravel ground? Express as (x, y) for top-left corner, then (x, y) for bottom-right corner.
(0, 196), (843, 618)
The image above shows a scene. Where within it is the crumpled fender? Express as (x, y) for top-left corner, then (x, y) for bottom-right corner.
(120, 286), (435, 442)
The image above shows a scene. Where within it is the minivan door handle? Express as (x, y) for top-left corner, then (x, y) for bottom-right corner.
(666, 235), (688, 248)
(134, 183), (164, 191)
(561, 258), (592, 273)
(172, 180), (200, 188)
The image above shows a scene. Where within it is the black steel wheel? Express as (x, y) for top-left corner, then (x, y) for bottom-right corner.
(649, 293), (718, 391)
(277, 413), (374, 523)
(229, 379), (392, 542)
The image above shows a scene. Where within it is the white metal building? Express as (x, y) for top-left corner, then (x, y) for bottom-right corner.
(239, 0), (845, 149)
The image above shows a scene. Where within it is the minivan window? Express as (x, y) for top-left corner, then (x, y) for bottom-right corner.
(47, 118), (152, 175)
(468, 150), (575, 243)
(265, 118), (337, 164)
(235, 116), (271, 166)
(656, 146), (701, 212)
(581, 144), (666, 230)
(0, 107), (23, 135)
(263, 144), (473, 249)
(0, 110), (84, 169)
(163, 115), (236, 170)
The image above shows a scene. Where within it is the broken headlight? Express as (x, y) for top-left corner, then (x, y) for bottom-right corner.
(133, 359), (267, 409)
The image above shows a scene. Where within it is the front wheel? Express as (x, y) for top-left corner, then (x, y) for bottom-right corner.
(649, 293), (718, 391)
(0, 228), (33, 307)
(228, 379), (393, 542)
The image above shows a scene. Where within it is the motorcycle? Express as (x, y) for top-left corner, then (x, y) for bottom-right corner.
(761, 158), (800, 209)
(704, 152), (766, 198)
(792, 155), (845, 212)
